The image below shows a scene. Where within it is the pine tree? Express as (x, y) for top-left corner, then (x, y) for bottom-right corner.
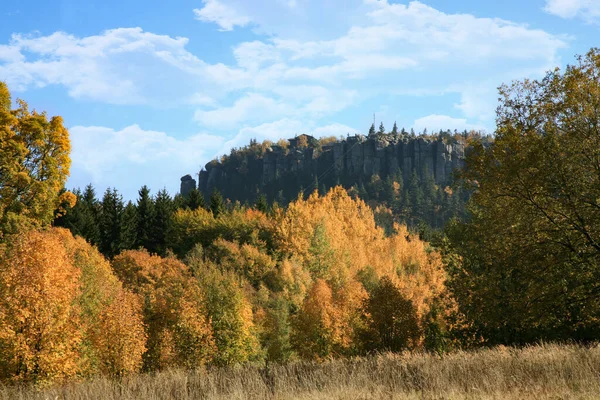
(255, 194), (269, 213)
(152, 189), (173, 256)
(378, 122), (386, 135)
(210, 189), (225, 218)
(368, 123), (376, 137)
(391, 121), (398, 136)
(99, 188), (124, 258)
(135, 185), (154, 251)
(120, 201), (138, 251)
(80, 184), (101, 245)
(186, 189), (205, 210)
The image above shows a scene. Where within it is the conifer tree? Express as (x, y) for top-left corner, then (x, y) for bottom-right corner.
(378, 122), (386, 135)
(210, 189), (226, 218)
(255, 194), (269, 213)
(135, 185), (154, 251)
(120, 201), (138, 251)
(152, 189), (173, 256)
(186, 189), (205, 210)
(368, 123), (376, 137)
(99, 188), (124, 258)
(391, 121), (398, 136)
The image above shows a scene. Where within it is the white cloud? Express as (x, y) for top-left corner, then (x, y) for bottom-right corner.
(193, 0), (252, 31)
(544, 0), (600, 21)
(412, 114), (487, 133)
(69, 124), (225, 199)
(0, 28), (207, 105)
(194, 93), (292, 129)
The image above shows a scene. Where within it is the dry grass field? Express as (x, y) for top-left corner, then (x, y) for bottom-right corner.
(2, 343), (600, 400)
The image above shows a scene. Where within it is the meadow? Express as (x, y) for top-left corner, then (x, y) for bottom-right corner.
(2, 343), (599, 400)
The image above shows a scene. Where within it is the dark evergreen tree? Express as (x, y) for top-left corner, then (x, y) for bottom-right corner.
(99, 188), (124, 258)
(368, 123), (376, 137)
(152, 189), (173, 256)
(210, 189), (226, 218)
(135, 185), (154, 251)
(391, 121), (398, 136)
(186, 188), (205, 210)
(79, 184), (101, 245)
(120, 201), (138, 251)
(378, 122), (386, 135)
(255, 194), (269, 213)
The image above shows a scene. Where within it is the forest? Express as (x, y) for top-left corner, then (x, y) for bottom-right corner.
(0, 48), (599, 397)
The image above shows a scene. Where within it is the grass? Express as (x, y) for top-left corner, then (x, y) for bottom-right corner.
(2, 343), (600, 399)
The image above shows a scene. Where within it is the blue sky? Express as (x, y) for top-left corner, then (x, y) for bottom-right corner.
(0, 0), (598, 200)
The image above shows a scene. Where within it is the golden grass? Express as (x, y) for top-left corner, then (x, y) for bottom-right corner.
(2, 343), (600, 399)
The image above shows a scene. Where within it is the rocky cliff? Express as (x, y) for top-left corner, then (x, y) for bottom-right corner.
(181, 133), (467, 205)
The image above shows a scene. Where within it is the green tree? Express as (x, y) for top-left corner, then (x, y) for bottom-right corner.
(135, 185), (154, 251)
(378, 122), (386, 135)
(186, 189), (205, 210)
(391, 121), (398, 136)
(120, 201), (138, 251)
(99, 188), (124, 258)
(368, 123), (376, 137)
(359, 276), (420, 353)
(255, 194), (269, 213)
(152, 189), (173, 256)
(210, 189), (226, 218)
(447, 48), (600, 344)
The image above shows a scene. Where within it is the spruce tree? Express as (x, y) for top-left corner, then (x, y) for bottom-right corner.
(152, 189), (173, 256)
(135, 185), (154, 251)
(80, 184), (101, 245)
(391, 121), (398, 136)
(368, 123), (376, 137)
(209, 189), (225, 218)
(186, 188), (205, 210)
(378, 122), (386, 135)
(255, 194), (269, 213)
(120, 201), (138, 251)
(99, 188), (124, 258)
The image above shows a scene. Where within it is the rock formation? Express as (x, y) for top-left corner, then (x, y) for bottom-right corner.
(180, 133), (467, 204)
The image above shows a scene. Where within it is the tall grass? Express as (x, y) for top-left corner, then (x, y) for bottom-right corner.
(2, 343), (600, 399)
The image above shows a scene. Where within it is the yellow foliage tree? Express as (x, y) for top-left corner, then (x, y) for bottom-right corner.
(112, 250), (215, 370)
(0, 230), (81, 384)
(0, 83), (72, 230)
(55, 229), (145, 377)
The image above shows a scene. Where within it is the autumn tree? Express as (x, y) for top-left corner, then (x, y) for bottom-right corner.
(447, 48), (600, 344)
(0, 230), (82, 384)
(112, 250), (215, 370)
(56, 229), (145, 377)
(0, 82), (72, 231)
(359, 276), (420, 353)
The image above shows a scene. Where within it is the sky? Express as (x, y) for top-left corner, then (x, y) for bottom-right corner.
(0, 0), (598, 200)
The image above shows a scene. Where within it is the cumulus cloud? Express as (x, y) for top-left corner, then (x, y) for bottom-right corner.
(69, 124), (225, 199)
(193, 0), (252, 31)
(0, 28), (206, 105)
(544, 0), (600, 22)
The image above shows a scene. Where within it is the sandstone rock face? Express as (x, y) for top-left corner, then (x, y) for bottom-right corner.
(180, 174), (196, 197)
(184, 133), (466, 201)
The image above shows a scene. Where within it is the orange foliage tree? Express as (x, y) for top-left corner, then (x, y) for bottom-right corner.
(112, 250), (215, 371)
(0, 230), (81, 384)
